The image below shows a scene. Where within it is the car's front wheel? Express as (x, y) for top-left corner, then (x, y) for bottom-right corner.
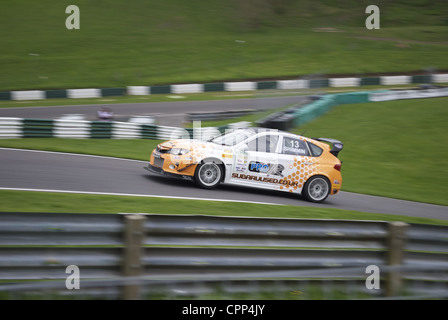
(194, 161), (223, 189)
(302, 175), (331, 203)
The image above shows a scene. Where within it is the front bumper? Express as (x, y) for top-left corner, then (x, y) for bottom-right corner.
(144, 163), (194, 181)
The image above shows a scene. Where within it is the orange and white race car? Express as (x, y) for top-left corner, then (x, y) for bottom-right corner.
(144, 128), (343, 203)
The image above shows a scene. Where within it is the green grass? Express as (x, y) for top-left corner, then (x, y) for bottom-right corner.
(0, 0), (447, 91)
(0, 139), (160, 161)
(292, 97), (448, 206)
(1, 190), (446, 226)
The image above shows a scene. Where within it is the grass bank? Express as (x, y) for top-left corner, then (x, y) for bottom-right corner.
(1, 190), (446, 226)
(0, 139), (159, 162)
(1, 1), (447, 91)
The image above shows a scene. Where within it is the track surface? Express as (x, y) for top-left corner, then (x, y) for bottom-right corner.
(0, 95), (308, 125)
(1, 148), (446, 221)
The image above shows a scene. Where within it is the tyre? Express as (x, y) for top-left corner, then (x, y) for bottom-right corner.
(194, 161), (223, 189)
(302, 175), (331, 203)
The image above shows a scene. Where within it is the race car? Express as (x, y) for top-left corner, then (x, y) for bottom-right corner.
(144, 128), (343, 203)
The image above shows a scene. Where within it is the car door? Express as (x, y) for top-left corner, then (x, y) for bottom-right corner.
(230, 133), (281, 188)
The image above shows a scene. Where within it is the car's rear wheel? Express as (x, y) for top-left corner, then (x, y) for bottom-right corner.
(194, 161), (223, 189)
(303, 175), (330, 203)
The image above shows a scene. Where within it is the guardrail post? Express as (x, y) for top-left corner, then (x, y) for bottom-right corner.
(385, 221), (409, 297)
(122, 214), (146, 300)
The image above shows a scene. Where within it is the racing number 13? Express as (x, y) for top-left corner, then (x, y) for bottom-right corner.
(290, 140), (300, 149)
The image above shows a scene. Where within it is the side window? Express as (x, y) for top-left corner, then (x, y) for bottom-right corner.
(247, 135), (279, 153)
(282, 137), (310, 156)
(308, 142), (323, 157)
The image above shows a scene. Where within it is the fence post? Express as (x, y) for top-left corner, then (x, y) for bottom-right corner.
(385, 221), (409, 297)
(122, 214), (146, 300)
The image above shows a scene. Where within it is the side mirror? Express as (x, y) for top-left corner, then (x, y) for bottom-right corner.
(238, 144), (248, 153)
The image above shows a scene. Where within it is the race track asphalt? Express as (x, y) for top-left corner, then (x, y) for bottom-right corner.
(1, 148), (446, 221)
(0, 95), (309, 125)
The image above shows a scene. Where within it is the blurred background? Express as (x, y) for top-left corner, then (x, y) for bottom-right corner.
(0, 0), (447, 301)
(0, 0), (447, 91)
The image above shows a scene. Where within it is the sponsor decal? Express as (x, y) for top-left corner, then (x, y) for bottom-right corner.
(283, 146), (307, 155)
(235, 165), (246, 173)
(234, 154), (248, 173)
(248, 162), (285, 177)
(236, 158), (247, 165)
(249, 162), (270, 173)
(270, 164), (285, 177)
(231, 173), (298, 187)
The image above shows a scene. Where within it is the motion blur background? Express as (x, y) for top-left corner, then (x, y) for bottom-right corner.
(0, 0), (447, 301)
(1, 0), (447, 91)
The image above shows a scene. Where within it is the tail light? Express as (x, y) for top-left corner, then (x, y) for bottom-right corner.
(334, 163), (342, 171)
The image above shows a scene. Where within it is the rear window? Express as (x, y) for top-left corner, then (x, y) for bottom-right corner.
(308, 142), (323, 157)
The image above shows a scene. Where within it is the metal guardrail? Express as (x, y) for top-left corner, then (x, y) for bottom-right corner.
(2, 73), (446, 102)
(186, 109), (258, 122)
(0, 117), (228, 140)
(3, 88), (448, 139)
(0, 212), (447, 299)
(256, 86), (448, 130)
(0, 116), (252, 140)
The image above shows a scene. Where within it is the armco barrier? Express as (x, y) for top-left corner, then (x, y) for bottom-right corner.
(186, 109), (258, 122)
(0, 212), (447, 299)
(297, 90), (371, 126)
(381, 76), (411, 86)
(369, 87), (448, 102)
(293, 95), (337, 127)
(54, 119), (90, 139)
(329, 77), (361, 88)
(171, 83), (203, 94)
(11, 90), (45, 101)
(22, 119), (53, 138)
(0, 117), (22, 139)
(67, 88), (101, 99)
(1, 73), (447, 101)
(291, 87), (447, 128)
(0, 118), (233, 140)
(1, 88), (447, 139)
(257, 86), (447, 130)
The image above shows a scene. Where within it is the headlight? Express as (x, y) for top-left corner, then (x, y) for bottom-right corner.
(170, 148), (190, 155)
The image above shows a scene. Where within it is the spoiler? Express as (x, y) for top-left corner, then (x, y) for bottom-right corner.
(312, 138), (343, 157)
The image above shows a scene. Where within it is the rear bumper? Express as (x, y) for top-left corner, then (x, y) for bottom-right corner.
(144, 163), (194, 181)
(330, 176), (342, 195)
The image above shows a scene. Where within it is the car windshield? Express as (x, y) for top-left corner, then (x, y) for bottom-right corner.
(210, 129), (257, 146)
